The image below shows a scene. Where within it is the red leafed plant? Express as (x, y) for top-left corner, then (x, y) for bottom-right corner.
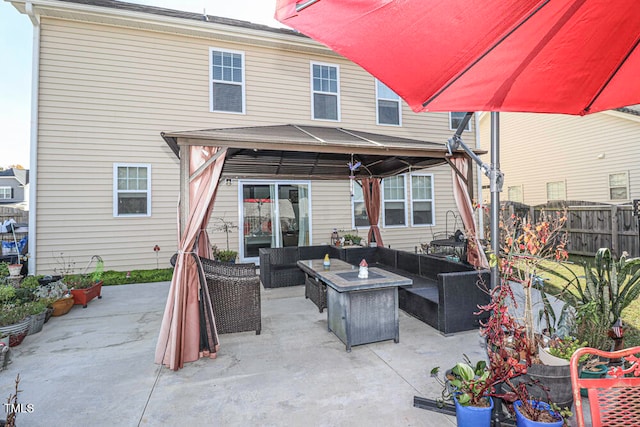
(475, 210), (572, 424)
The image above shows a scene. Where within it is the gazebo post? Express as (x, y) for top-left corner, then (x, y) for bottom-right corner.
(179, 143), (191, 238)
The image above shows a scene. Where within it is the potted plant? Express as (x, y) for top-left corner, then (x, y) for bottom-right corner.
(23, 300), (48, 335)
(212, 216), (238, 256)
(550, 247), (640, 353)
(215, 249), (238, 263)
(0, 285), (31, 347)
(63, 255), (104, 308)
(342, 233), (362, 246)
(34, 280), (73, 316)
(65, 274), (103, 308)
(431, 355), (494, 427)
(477, 284), (571, 426)
(489, 211), (579, 410)
(539, 336), (587, 366)
(7, 264), (22, 277)
(578, 358), (608, 397)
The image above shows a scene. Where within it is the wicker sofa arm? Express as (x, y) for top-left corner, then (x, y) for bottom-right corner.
(437, 270), (490, 334)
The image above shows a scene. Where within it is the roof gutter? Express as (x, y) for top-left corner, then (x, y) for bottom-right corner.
(26, 1), (40, 275)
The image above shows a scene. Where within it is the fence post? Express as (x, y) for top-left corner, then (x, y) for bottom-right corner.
(611, 205), (618, 256)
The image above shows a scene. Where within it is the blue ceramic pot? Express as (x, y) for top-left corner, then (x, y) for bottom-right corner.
(454, 395), (493, 427)
(513, 400), (563, 427)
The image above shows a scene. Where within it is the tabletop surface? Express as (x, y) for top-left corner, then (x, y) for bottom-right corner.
(313, 267), (412, 292)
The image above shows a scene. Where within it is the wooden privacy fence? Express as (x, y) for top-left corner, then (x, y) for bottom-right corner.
(489, 201), (640, 258)
(0, 206), (28, 224)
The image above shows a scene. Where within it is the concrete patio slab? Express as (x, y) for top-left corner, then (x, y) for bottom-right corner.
(1, 281), (488, 426)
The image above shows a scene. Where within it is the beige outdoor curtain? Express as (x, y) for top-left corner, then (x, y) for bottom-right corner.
(155, 146), (227, 370)
(360, 177), (384, 247)
(450, 155), (489, 269)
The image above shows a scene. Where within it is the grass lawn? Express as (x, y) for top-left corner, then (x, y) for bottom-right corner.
(534, 256), (640, 347)
(100, 268), (174, 286)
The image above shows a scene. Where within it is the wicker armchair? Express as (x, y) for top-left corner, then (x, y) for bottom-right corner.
(200, 257), (261, 335)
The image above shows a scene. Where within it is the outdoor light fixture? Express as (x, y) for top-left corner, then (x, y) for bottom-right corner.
(225, 178), (232, 186)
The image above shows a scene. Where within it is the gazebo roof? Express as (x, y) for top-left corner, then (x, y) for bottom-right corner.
(161, 124), (485, 179)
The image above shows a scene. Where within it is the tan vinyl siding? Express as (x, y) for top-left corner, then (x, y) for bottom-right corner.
(480, 112), (640, 206)
(34, 16), (478, 273)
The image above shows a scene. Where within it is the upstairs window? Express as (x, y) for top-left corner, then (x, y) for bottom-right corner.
(609, 172), (628, 200)
(449, 112), (472, 131)
(114, 164), (151, 217)
(411, 174), (434, 226)
(210, 48), (245, 113)
(376, 80), (401, 126)
(311, 62), (340, 121)
(0, 187), (12, 199)
(382, 175), (407, 227)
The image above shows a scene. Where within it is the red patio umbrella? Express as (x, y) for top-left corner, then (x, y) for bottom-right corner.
(276, 0), (640, 282)
(276, 0), (640, 115)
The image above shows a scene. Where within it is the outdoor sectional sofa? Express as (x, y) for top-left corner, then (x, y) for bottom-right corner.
(259, 245), (490, 335)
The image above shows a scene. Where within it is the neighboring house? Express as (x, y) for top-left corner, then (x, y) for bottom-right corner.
(479, 107), (640, 206)
(0, 168), (29, 210)
(11, 0), (479, 274)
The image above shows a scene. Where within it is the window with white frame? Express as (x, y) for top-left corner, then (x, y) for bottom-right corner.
(449, 112), (472, 131)
(311, 62), (339, 121)
(114, 164), (151, 217)
(376, 79), (401, 126)
(0, 187), (12, 199)
(352, 182), (370, 228)
(382, 175), (407, 227)
(609, 172), (628, 200)
(210, 48), (245, 113)
(546, 181), (566, 201)
(411, 174), (434, 226)
(508, 185), (523, 203)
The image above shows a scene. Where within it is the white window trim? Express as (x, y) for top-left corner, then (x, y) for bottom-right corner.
(209, 47), (246, 114)
(449, 112), (472, 131)
(609, 172), (629, 201)
(410, 173), (435, 227)
(113, 163), (152, 217)
(382, 174), (408, 228)
(310, 61), (341, 122)
(375, 79), (401, 126)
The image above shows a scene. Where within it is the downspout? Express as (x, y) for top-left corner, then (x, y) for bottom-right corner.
(475, 113), (484, 240)
(26, 1), (40, 275)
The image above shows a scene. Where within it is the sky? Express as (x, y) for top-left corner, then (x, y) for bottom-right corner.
(0, 0), (281, 169)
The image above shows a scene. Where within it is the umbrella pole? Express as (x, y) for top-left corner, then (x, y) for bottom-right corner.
(489, 112), (503, 289)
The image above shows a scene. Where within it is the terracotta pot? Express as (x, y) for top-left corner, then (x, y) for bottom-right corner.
(70, 281), (103, 308)
(8, 264), (22, 277)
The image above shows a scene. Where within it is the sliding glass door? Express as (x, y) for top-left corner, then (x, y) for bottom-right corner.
(240, 181), (310, 263)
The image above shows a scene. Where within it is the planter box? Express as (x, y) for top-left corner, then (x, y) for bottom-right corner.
(70, 281), (103, 308)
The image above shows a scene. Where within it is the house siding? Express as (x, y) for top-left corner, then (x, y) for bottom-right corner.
(479, 111), (640, 206)
(33, 15), (476, 273)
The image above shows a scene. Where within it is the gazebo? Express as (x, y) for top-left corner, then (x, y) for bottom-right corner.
(156, 123), (487, 370)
